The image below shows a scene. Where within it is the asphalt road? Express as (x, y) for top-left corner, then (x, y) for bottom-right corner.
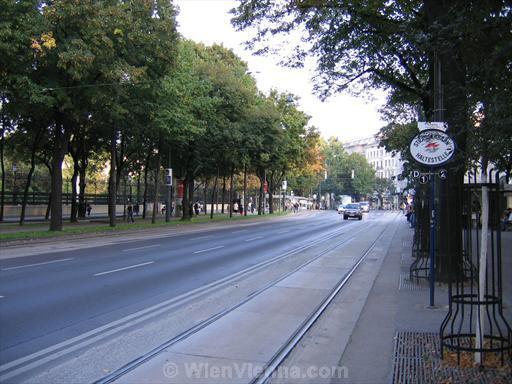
(0, 210), (372, 366)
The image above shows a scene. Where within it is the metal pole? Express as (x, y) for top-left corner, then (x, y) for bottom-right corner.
(165, 149), (171, 222)
(429, 168), (436, 307)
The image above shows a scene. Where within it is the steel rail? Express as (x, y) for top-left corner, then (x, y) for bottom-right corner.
(251, 214), (399, 384)
(0, 219), (367, 382)
(93, 220), (380, 384)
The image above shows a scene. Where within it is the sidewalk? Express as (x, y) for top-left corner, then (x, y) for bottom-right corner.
(113, 217), (511, 384)
(331, 222), (512, 383)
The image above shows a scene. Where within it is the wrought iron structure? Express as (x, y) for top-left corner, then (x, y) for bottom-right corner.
(410, 184), (431, 281)
(440, 170), (511, 365)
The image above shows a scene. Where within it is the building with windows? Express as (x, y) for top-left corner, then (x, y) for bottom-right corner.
(343, 135), (407, 206)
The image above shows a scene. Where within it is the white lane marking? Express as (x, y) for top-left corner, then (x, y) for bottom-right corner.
(277, 230), (290, 234)
(190, 235), (213, 241)
(193, 246), (225, 254)
(1, 258), (73, 271)
(245, 236), (263, 242)
(94, 261), (155, 276)
(122, 244), (161, 252)
(0, 296), (4, 299)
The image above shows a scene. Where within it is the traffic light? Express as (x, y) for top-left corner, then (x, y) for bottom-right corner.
(165, 168), (172, 186)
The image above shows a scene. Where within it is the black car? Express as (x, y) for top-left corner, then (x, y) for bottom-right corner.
(343, 203), (363, 220)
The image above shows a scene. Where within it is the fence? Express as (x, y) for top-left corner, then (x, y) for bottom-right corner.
(440, 170), (511, 365)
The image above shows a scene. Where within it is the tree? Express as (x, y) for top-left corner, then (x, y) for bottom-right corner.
(156, 40), (217, 221)
(265, 92), (311, 213)
(373, 177), (395, 208)
(231, 1), (511, 278)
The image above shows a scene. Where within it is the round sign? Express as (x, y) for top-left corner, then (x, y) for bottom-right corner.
(438, 169), (448, 180)
(409, 129), (455, 167)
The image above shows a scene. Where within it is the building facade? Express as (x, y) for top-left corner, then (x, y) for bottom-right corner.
(343, 135), (407, 206)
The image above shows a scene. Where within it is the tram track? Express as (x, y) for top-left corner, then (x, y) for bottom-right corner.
(252, 213), (399, 384)
(93, 217), (394, 384)
(0, 218), (370, 383)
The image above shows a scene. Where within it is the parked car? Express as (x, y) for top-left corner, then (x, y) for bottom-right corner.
(343, 203), (363, 220)
(337, 204), (346, 214)
(358, 201), (370, 212)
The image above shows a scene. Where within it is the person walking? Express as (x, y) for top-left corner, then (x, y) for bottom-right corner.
(86, 203), (92, 217)
(127, 202), (134, 223)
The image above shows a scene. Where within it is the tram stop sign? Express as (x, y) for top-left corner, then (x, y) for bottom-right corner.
(409, 129), (455, 167)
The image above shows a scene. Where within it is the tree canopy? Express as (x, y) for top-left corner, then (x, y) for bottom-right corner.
(0, 2), (326, 227)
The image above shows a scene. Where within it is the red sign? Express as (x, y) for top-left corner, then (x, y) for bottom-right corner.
(177, 180), (184, 198)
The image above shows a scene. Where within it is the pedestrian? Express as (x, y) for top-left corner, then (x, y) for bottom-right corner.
(409, 205), (416, 228)
(127, 202), (134, 223)
(86, 203), (92, 217)
(239, 203), (244, 215)
(405, 204), (412, 223)
(500, 208), (512, 231)
(194, 202), (200, 216)
(233, 201), (239, 213)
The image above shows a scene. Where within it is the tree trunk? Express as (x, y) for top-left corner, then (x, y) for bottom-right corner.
(70, 162), (79, 223)
(229, 166), (234, 218)
(268, 173), (274, 214)
(188, 176), (194, 218)
(203, 179), (208, 215)
(243, 163), (247, 216)
(182, 173), (192, 221)
(19, 124), (45, 226)
(78, 156), (87, 218)
(136, 171), (141, 207)
(258, 170), (264, 215)
(108, 127), (117, 227)
(210, 173), (217, 220)
(0, 95), (6, 221)
(49, 114), (69, 231)
(151, 141), (161, 224)
(475, 162), (489, 364)
(221, 176), (226, 214)
(19, 153), (36, 226)
(425, 0), (468, 281)
(142, 154), (150, 219)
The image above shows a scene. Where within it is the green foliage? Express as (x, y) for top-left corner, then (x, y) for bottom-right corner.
(231, 0), (512, 173)
(320, 138), (375, 198)
(1, 1), (328, 226)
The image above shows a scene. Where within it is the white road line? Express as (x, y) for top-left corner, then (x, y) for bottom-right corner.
(245, 236), (263, 242)
(1, 258), (73, 271)
(0, 296), (4, 299)
(193, 246), (225, 254)
(122, 244), (161, 252)
(277, 230), (290, 234)
(94, 261), (155, 276)
(190, 235), (213, 241)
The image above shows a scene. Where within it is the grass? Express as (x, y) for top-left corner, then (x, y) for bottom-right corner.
(0, 211), (290, 242)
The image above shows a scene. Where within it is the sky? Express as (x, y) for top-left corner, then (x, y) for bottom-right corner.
(173, 0), (387, 142)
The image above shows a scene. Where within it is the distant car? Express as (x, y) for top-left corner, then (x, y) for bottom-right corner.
(343, 203), (363, 220)
(337, 204), (345, 214)
(358, 201), (370, 212)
